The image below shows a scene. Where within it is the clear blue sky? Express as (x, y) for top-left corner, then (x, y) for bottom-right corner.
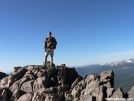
(0, 0), (134, 72)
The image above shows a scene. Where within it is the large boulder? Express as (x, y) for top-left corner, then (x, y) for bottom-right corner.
(17, 93), (33, 101)
(32, 88), (63, 101)
(10, 89), (21, 101)
(6, 68), (26, 87)
(71, 80), (86, 100)
(100, 70), (114, 88)
(20, 80), (34, 93)
(57, 64), (79, 86)
(33, 77), (50, 92)
(71, 71), (115, 101)
(9, 80), (20, 93)
(9, 75), (34, 93)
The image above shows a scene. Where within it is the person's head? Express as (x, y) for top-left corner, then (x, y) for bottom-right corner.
(47, 31), (52, 37)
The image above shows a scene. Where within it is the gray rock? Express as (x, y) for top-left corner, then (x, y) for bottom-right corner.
(65, 92), (73, 101)
(84, 81), (104, 101)
(128, 86), (134, 99)
(31, 69), (38, 77)
(32, 88), (46, 100)
(80, 94), (93, 101)
(71, 76), (83, 89)
(100, 70), (114, 87)
(45, 94), (62, 101)
(45, 61), (55, 68)
(9, 76), (33, 93)
(14, 67), (22, 72)
(84, 73), (100, 84)
(107, 87), (115, 98)
(32, 88), (63, 101)
(25, 65), (34, 71)
(57, 66), (79, 86)
(71, 80), (86, 100)
(71, 71), (115, 101)
(33, 77), (50, 92)
(60, 64), (66, 67)
(47, 67), (57, 77)
(17, 93), (33, 101)
(57, 85), (70, 93)
(23, 71), (34, 80)
(0, 77), (8, 87)
(37, 71), (43, 78)
(0, 89), (6, 101)
(19, 76), (34, 87)
(20, 80), (34, 93)
(103, 81), (112, 88)
(110, 87), (124, 98)
(9, 80), (20, 92)
(7, 67), (27, 87)
(10, 89), (21, 101)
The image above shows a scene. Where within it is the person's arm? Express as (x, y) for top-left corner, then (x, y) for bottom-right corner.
(44, 38), (47, 52)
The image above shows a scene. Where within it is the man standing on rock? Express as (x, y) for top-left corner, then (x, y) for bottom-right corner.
(44, 31), (57, 68)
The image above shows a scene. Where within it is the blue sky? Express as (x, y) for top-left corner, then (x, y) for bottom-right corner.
(0, 0), (134, 72)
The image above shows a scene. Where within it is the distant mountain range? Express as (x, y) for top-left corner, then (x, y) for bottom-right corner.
(100, 58), (134, 66)
(75, 58), (134, 93)
(0, 71), (8, 80)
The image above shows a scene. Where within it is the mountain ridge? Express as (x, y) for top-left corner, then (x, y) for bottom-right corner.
(0, 61), (134, 100)
(75, 58), (134, 93)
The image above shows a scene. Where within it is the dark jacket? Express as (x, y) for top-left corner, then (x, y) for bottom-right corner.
(44, 37), (57, 50)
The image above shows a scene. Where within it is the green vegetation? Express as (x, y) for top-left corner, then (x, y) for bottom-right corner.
(114, 75), (134, 93)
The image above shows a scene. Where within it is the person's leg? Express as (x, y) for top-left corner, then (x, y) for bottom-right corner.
(50, 56), (53, 68)
(44, 54), (48, 67)
(50, 49), (54, 68)
(44, 49), (49, 67)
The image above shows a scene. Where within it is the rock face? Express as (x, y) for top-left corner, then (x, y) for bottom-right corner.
(71, 72), (114, 101)
(0, 62), (133, 101)
(0, 62), (79, 101)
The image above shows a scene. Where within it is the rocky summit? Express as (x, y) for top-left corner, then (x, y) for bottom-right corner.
(0, 61), (134, 101)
